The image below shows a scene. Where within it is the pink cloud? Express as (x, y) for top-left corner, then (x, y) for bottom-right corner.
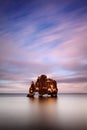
(58, 83), (87, 93)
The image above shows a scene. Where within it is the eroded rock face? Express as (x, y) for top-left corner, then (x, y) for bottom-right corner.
(28, 74), (58, 97)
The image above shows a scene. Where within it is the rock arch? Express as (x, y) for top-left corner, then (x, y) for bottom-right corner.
(27, 74), (58, 97)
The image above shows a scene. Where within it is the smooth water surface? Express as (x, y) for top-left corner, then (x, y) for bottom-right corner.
(0, 94), (87, 130)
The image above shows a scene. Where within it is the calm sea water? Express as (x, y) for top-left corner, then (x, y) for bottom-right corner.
(0, 94), (87, 130)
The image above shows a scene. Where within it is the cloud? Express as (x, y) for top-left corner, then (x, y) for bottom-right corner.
(57, 76), (87, 83)
(58, 83), (87, 93)
(49, 21), (87, 71)
(0, 59), (53, 81)
(0, 0), (87, 93)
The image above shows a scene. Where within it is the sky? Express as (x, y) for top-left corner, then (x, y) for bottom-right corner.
(0, 0), (87, 93)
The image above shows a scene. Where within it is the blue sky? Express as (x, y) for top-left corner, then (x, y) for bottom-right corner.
(0, 0), (87, 93)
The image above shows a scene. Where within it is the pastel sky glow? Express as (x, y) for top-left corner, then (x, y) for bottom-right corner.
(0, 0), (87, 93)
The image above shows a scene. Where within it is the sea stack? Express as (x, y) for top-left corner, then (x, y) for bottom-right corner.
(27, 74), (58, 97)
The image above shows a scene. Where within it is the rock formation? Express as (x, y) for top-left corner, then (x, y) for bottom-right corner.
(27, 74), (58, 97)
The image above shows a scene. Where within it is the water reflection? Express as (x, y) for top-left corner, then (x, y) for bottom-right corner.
(0, 94), (87, 130)
(27, 96), (60, 130)
(29, 96), (58, 106)
(27, 95), (87, 130)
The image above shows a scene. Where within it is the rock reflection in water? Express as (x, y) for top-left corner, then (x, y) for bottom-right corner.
(27, 95), (87, 130)
(27, 96), (59, 130)
(0, 94), (87, 130)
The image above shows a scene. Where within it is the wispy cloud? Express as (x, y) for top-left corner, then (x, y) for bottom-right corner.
(0, 0), (87, 93)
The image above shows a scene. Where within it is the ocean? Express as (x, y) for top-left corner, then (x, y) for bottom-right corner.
(0, 93), (87, 130)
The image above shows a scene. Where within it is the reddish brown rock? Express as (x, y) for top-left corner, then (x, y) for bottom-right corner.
(27, 74), (58, 97)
